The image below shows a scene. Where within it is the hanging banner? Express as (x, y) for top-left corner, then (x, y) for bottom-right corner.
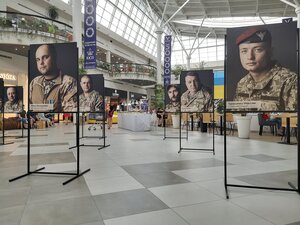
(164, 35), (172, 87)
(84, 0), (97, 69)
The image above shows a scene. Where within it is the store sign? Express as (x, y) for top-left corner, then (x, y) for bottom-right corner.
(164, 35), (172, 86)
(84, 0), (97, 69)
(0, 73), (16, 81)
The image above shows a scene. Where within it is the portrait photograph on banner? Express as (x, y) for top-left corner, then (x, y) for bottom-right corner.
(180, 70), (214, 113)
(226, 22), (297, 112)
(3, 86), (23, 113)
(29, 42), (78, 113)
(79, 74), (104, 112)
(164, 84), (180, 113)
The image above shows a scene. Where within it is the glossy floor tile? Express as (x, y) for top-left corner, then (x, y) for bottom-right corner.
(0, 124), (298, 225)
(93, 189), (168, 219)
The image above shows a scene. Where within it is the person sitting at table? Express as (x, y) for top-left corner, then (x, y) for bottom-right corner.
(262, 113), (283, 135)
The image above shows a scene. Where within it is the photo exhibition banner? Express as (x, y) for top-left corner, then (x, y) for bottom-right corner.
(29, 42), (78, 113)
(180, 70), (214, 113)
(79, 74), (104, 112)
(84, 0), (97, 69)
(164, 84), (180, 113)
(226, 22), (297, 112)
(3, 86), (23, 113)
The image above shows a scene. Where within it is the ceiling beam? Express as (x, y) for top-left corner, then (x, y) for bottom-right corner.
(160, 0), (170, 27)
(280, 0), (297, 8)
(163, 0), (191, 26)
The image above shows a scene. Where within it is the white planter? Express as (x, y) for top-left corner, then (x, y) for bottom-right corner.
(236, 116), (252, 139)
(171, 114), (180, 128)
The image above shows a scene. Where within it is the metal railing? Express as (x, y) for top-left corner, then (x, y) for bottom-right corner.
(0, 11), (72, 41)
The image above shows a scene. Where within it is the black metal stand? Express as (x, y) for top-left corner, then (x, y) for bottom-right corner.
(178, 112), (215, 154)
(1, 113), (14, 145)
(163, 113), (187, 140)
(70, 112), (110, 150)
(9, 48), (90, 185)
(5, 120), (27, 139)
(9, 111), (91, 185)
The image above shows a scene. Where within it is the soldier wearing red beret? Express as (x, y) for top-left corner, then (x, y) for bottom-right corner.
(234, 27), (297, 111)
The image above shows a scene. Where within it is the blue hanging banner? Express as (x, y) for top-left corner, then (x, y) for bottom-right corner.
(84, 0), (97, 69)
(164, 35), (172, 86)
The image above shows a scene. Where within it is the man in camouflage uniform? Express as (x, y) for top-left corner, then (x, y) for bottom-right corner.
(165, 84), (180, 112)
(29, 44), (77, 112)
(234, 27), (297, 111)
(181, 71), (213, 112)
(4, 87), (22, 112)
(79, 75), (103, 112)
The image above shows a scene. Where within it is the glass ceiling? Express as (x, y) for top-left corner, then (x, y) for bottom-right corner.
(63, 0), (294, 67)
(80, 0), (159, 57)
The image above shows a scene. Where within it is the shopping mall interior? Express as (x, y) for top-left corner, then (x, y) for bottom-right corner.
(0, 0), (300, 225)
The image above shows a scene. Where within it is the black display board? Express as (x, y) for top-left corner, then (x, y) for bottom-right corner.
(29, 43), (78, 113)
(164, 84), (180, 113)
(226, 22), (297, 112)
(180, 70), (214, 113)
(10, 43), (90, 185)
(3, 86), (23, 113)
(79, 74), (104, 113)
(178, 70), (215, 154)
(224, 22), (299, 197)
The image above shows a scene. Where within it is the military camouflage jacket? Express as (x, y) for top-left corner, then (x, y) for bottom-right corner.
(79, 90), (103, 112)
(165, 102), (180, 113)
(234, 64), (297, 111)
(181, 88), (213, 112)
(29, 71), (77, 112)
(4, 100), (22, 113)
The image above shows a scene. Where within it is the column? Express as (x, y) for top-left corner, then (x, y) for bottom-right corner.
(0, 0), (7, 17)
(186, 55), (191, 70)
(106, 50), (111, 63)
(71, 0), (82, 58)
(155, 27), (163, 85)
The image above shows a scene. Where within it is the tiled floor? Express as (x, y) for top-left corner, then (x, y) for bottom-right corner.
(0, 124), (299, 225)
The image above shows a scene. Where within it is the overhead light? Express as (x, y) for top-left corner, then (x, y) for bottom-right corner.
(15, 48), (18, 51)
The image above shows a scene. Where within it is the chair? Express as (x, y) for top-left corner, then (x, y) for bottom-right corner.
(257, 113), (277, 136)
(225, 113), (236, 135)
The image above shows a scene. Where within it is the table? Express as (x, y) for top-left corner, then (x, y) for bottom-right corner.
(276, 113), (297, 145)
(118, 112), (151, 132)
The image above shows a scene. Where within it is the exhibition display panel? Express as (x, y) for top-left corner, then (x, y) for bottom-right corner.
(178, 70), (215, 154)
(224, 22), (299, 196)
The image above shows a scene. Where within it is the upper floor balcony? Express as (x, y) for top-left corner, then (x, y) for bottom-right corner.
(0, 11), (158, 86)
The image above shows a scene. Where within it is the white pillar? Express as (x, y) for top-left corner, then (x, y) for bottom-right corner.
(71, 0), (82, 58)
(186, 55), (191, 70)
(296, 7), (300, 28)
(155, 27), (163, 85)
(106, 50), (111, 63)
(0, 0), (7, 17)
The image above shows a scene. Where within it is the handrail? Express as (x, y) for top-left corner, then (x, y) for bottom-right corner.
(0, 11), (72, 28)
(0, 11), (72, 41)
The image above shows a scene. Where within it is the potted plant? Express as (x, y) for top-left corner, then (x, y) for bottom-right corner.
(47, 5), (59, 36)
(171, 65), (185, 80)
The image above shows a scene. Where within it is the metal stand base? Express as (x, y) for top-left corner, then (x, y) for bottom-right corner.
(63, 168), (91, 185)
(9, 167), (91, 185)
(178, 147), (214, 154)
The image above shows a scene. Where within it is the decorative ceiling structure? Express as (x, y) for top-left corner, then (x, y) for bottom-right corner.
(145, 0), (298, 37)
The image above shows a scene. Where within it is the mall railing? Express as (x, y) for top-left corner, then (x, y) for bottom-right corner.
(109, 63), (156, 79)
(0, 11), (157, 81)
(0, 11), (73, 41)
